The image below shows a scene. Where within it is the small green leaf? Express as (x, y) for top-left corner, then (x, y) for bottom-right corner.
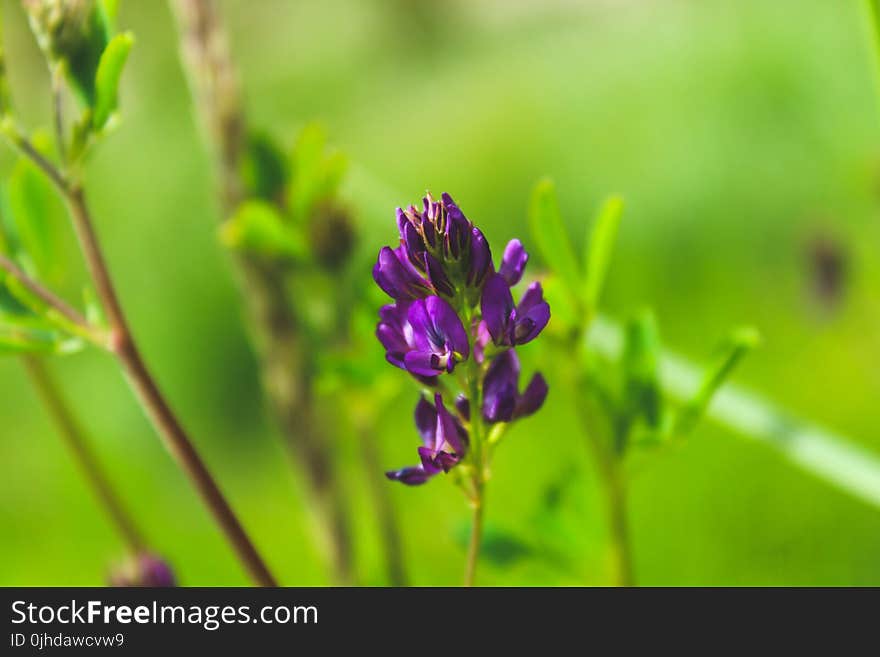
(6, 146), (66, 279)
(92, 32), (133, 130)
(100, 0), (120, 26)
(240, 133), (289, 204)
(0, 323), (82, 355)
(454, 521), (533, 567)
(583, 195), (623, 318)
(220, 200), (307, 262)
(528, 178), (581, 304)
(289, 123), (347, 223)
(622, 309), (662, 429)
(673, 326), (760, 437)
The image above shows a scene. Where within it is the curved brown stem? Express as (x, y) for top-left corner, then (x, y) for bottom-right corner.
(66, 186), (277, 587)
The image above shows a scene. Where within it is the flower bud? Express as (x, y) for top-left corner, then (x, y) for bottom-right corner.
(22, 0), (109, 104)
(308, 202), (356, 270)
(108, 553), (176, 587)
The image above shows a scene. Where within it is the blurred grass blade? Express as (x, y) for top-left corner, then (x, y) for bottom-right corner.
(863, 1), (880, 103)
(528, 179), (581, 301)
(622, 309), (662, 429)
(588, 316), (880, 509)
(93, 32), (134, 130)
(583, 195), (624, 316)
(672, 326), (759, 436)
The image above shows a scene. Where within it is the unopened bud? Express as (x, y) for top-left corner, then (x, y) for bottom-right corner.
(308, 202), (356, 270)
(108, 552), (176, 587)
(22, 0), (109, 104)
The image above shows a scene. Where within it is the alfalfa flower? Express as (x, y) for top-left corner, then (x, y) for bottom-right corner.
(373, 191), (551, 585)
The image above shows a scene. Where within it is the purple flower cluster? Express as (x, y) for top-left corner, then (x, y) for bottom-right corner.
(375, 193), (550, 485)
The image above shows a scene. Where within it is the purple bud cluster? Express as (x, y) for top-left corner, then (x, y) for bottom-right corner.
(374, 193), (550, 485)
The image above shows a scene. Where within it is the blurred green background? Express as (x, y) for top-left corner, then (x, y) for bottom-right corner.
(1, 0), (879, 585)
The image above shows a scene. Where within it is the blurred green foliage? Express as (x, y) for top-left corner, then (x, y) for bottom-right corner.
(1, 0), (879, 586)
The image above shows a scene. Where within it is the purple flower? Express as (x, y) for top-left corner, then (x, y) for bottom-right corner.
(386, 394), (469, 485)
(378, 192), (493, 304)
(499, 239), (529, 286)
(482, 350), (548, 423)
(481, 273), (551, 347)
(373, 245), (432, 300)
(376, 190), (551, 490)
(402, 296), (470, 377)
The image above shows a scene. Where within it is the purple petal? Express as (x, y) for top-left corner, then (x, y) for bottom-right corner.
(431, 296), (469, 357)
(514, 373), (549, 419)
(404, 350), (442, 377)
(416, 447), (445, 474)
(499, 239), (529, 286)
(467, 228), (493, 287)
(512, 282), (550, 345)
(480, 273), (514, 345)
(517, 281), (545, 314)
(455, 394), (471, 421)
(402, 222), (426, 267)
(473, 320), (491, 363)
(424, 253), (455, 297)
(386, 465), (435, 485)
(432, 451), (461, 472)
(435, 393), (465, 454)
(482, 350), (521, 423)
(414, 396), (437, 446)
(373, 246), (429, 300)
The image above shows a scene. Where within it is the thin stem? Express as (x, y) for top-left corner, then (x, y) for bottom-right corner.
(0, 119), (70, 192)
(604, 457), (634, 587)
(463, 489), (484, 587)
(3, 116), (276, 585)
(0, 253), (96, 338)
(575, 369), (635, 586)
(64, 187), (277, 587)
(464, 350), (486, 587)
(51, 66), (66, 165)
(357, 419), (408, 586)
(23, 356), (146, 554)
(171, 0), (356, 584)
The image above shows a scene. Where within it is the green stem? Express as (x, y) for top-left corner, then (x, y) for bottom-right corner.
(23, 355), (146, 555)
(605, 458), (634, 587)
(357, 418), (408, 586)
(463, 488), (484, 587)
(581, 421), (634, 586)
(464, 350), (486, 587)
(2, 113), (277, 589)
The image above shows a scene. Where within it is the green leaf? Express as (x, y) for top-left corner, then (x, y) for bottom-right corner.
(220, 200), (307, 262)
(5, 147), (66, 279)
(240, 133), (289, 204)
(528, 178), (581, 303)
(0, 323), (82, 355)
(454, 521), (533, 568)
(622, 309), (662, 430)
(540, 274), (578, 335)
(92, 32), (134, 130)
(583, 195), (624, 317)
(100, 0), (121, 26)
(289, 123), (347, 223)
(673, 326), (760, 437)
